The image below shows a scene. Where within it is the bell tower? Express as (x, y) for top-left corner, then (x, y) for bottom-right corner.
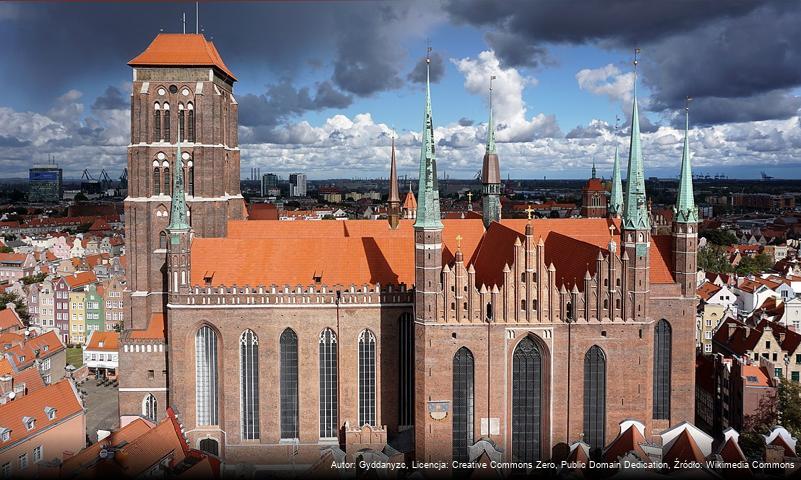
(124, 33), (245, 331)
(672, 99), (698, 297)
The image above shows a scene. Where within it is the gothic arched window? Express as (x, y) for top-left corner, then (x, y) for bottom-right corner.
(452, 347), (474, 462)
(153, 103), (161, 141)
(153, 162), (161, 196)
(398, 313), (414, 427)
(240, 329), (259, 440)
(163, 167), (171, 196)
(584, 345), (606, 451)
(280, 328), (299, 439)
(143, 394), (157, 421)
(178, 103), (185, 140)
(653, 320), (672, 420)
(187, 102), (195, 142)
(319, 328), (338, 438)
(196, 325), (218, 425)
(512, 337), (542, 463)
(358, 329), (376, 426)
(159, 231), (166, 249)
(187, 160), (194, 196)
(163, 102), (171, 143)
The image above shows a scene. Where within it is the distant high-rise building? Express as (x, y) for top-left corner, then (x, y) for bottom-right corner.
(261, 173), (280, 196)
(289, 172), (307, 197)
(29, 165), (63, 203)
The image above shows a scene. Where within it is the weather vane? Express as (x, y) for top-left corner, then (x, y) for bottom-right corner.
(633, 48), (640, 70)
(685, 96), (692, 112)
(426, 40), (432, 64)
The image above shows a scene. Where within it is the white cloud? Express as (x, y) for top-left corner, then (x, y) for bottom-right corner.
(452, 50), (561, 142)
(576, 64), (635, 105)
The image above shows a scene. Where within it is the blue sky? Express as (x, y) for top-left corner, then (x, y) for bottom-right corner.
(0, 1), (799, 180)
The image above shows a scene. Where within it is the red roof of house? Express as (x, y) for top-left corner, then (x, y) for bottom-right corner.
(60, 418), (154, 475)
(85, 331), (119, 352)
(63, 271), (98, 289)
(0, 309), (23, 332)
(247, 203), (279, 221)
(0, 379), (82, 447)
(603, 423), (649, 462)
(741, 365), (771, 387)
(129, 313), (166, 341)
(129, 33), (236, 80)
(663, 429), (706, 465)
(583, 178), (605, 192)
(698, 282), (723, 302)
(402, 191), (417, 210)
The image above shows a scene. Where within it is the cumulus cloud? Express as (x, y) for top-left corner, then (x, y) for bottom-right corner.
(238, 80), (352, 130)
(576, 64), (635, 105)
(452, 50), (561, 141)
(407, 52), (445, 84)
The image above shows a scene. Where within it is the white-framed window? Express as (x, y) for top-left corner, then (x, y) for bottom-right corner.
(1, 462), (9, 479)
(18, 454), (27, 470)
(704, 344), (712, 353)
(143, 394), (157, 421)
(32, 446), (42, 463)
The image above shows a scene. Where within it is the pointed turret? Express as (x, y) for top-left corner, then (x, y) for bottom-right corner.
(591, 159), (597, 179)
(674, 102), (698, 223)
(387, 135), (401, 229)
(622, 57), (650, 231)
(481, 75), (501, 228)
(414, 51), (442, 230)
(609, 145), (624, 218)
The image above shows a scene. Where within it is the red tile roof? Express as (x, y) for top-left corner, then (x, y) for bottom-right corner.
(247, 203), (279, 221)
(0, 310), (22, 332)
(719, 435), (747, 464)
(129, 313), (166, 341)
(663, 429), (706, 465)
(85, 331), (119, 352)
(0, 379), (82, 448)
(402, 191), (417, 210)
(60, 418), (154, 475)
(129, 33), (236, 80)
(741, 365), (771, 387)
(698, 282), (723, 302)
(63, 271), (98, 289)
(603, 423), (649, 462)
(192, 218), (674, 289)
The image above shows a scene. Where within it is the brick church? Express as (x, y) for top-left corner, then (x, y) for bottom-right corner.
(119, 33), (699, 469)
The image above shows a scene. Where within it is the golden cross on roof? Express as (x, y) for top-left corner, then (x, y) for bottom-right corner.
(456, 234), (463, 249)
(609, 224), (616, 237)
(525, 204), (535, 220)
(466, 191), (473, 202)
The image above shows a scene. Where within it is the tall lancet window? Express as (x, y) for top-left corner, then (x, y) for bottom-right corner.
(653, 320), (672, 419)
(398, 313), (414, 427)
(187, 103), (195, 142)
(196, 326), (218, 425)
(240, 329), (259, 440)
(187, 160), (195, 196)
(163, 102), (171, 143)
(153, 103), (161, 141)
(512, 337), (543, 463)
(143, 394), (157, 422)
(584, 345), (606, 451)
(358, 329), (376, 426)
(152, 160), (161, 196)
(319, 328), (338, 438)
(452, 347), (474, 462)
(162, 164), (170, 196)
(280, 328), (299, 439)
(178, 103), (185, 140)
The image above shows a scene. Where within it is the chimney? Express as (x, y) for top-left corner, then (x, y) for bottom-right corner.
(0, 375), (12, 393)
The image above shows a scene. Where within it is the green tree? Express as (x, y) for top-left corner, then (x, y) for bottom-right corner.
(741, 391), (779, 459)
(20, 272), (47, 285)
(736, 254), (774, 275)
(701, 230), (738, 246)
(698, 245), (734, 274)
(0, 246), (12, 254)
(778, 378), (801, 446)
(0, 292), (29, 324)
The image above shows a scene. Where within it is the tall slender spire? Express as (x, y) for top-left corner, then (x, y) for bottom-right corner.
(388, 134), (401, 229)
(591, 158), (597, 179)
(675, 97), (698, 223)
(486, 75), (497, 155)
(481, 75), (501, 228)
(623, 48), (650, 231)
(168, 129), (190, 231)
(609, 145), (624, 217)
(414, 47), (442, 229)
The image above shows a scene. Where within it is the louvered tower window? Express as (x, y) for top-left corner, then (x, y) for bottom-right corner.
(196, 326), (218, 425)
(512, 337), (542, 463)
(452, 347), (474, 462)
(358, 329), (376, 426)
(240, 329), (259, 440)
(584, 345), (606, 451)
(143, 394), (157, 421)
(319, 328), (338, 438)
(653, 320), (672, 419)
(280, 328), (299, 439)
(398, 313), (414, 427)
(187, 103), (195, 142)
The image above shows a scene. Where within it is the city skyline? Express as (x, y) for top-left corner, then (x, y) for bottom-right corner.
(0, 1), (799, 180)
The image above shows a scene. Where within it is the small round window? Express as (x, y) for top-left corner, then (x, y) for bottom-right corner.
(169, 85), (178, 94)
(157, 87), (166, 96)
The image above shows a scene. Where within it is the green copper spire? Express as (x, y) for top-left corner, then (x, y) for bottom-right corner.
(414, 49), (443, 230)
(591, 158), (597, 179)
(168, 130), (190, 231)
(675, 99), (698, 223)
(623, 50), (650, 231)
(486, 75), (496, 155)
(609, 145), (624, 217)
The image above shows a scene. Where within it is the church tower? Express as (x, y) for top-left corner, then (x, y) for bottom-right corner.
(621, 51), (650, 320)
(481, 76), (501, 228)
(672, 100), (698, 296)
(413, 50), (444, 461)
(387, 136), (401, 230)
(124, 33), (245, 331)
(166, 134), (192, 302)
